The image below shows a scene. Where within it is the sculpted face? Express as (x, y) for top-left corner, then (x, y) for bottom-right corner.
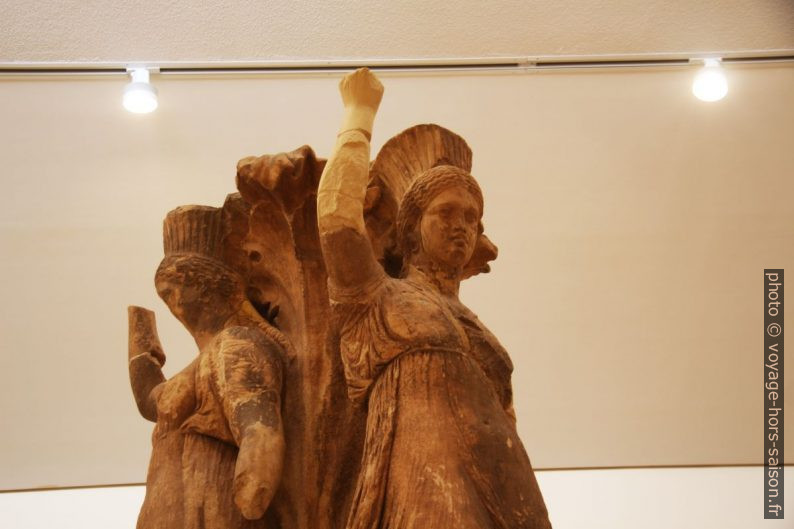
(155, 257), (241, 334)
(418, 186), (481, 270)
(156, 276), (204, 332)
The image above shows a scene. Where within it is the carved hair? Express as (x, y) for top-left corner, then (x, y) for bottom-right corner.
(156, 204), (241, 306)
(156, 204), (292, 354)
(155, 254), (241, 301)
(155, 254), (293, 355)
(395, 165), (484, 257)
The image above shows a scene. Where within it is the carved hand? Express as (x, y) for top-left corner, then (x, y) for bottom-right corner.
(128, 306), (166, 366)
(337, 68), (384, 135)
(339, 67), (384, 111)
(127, 306), (166, 422)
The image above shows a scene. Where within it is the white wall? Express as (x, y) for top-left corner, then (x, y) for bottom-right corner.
(0, 65), (792, 489)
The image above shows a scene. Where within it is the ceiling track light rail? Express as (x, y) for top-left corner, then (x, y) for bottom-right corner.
(1, 52), (791, 112)
(0, 53), (792, 77)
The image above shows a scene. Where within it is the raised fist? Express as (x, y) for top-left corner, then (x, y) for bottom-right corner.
(339, 67), (384, 111)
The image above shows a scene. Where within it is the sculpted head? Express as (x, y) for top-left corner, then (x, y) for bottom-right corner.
(155, 255), (245, 334)
(155, 205), (245, 335)
(396, 165), (484, 275)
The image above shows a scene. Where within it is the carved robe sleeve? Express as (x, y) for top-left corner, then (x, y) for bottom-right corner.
(208, 327), (286, 520)
(317, 129), (386, 299)
(212, 328), (284, 443)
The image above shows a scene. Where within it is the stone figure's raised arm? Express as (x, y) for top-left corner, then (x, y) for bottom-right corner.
(128, 306), (166, 422)
(317, 68), (386, 297)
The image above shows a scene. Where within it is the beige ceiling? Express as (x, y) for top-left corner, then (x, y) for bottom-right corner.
(1, 0), (793, 64)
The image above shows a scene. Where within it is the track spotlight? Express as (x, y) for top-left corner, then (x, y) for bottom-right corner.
(123, 68), (158, 114)
(691, 58), (728, 102)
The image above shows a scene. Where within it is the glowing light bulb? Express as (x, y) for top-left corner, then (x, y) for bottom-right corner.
(692, 58), (728, 102)
(123, 68), (158, 113)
